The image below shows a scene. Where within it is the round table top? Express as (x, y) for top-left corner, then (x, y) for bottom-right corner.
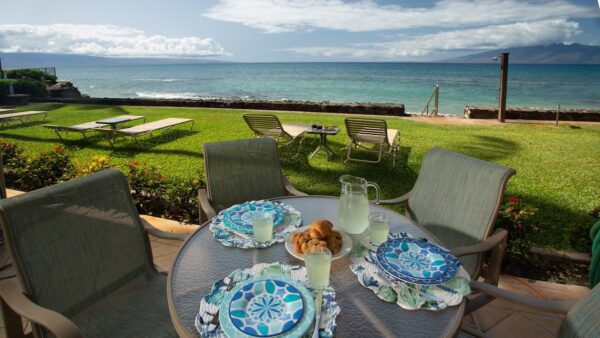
(167, 196), (464, 338)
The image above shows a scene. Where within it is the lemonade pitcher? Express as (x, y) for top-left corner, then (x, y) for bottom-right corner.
(338, 175), (380, 234)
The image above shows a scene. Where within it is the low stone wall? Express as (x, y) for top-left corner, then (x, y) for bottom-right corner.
(35, 97), (407, 116)
(465, 106), (600, 122)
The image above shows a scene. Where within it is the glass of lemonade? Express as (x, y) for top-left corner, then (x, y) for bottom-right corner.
(369, 212), (389, 245)
(304, 247), (332, 289)
(252, 213), (273, 243)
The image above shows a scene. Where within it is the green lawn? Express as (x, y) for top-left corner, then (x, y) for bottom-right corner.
(2, 103), (599, 252)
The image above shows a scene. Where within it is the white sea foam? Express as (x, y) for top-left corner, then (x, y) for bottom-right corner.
(136, 91), (203, 99)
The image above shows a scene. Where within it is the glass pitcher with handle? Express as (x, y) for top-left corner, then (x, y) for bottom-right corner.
(338, 175), (380, 235)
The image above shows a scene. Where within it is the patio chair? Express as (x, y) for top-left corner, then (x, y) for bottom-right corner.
(379, 147), (516, 286)
(341, 117), (400, 167)
(199, 138), (307, 222)
(464, 221), (600, 337)
(0, 169), (184, 337)
(43, 115), (145, 139)
(97, 117), (194, 146)
(243, 114), (311, 146)
(0, 111), (47, 127)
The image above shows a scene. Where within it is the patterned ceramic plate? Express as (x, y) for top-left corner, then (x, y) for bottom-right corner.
(220, 275), (315, 338)
(221, 201), (285, 234)
(374, 238), (458, 285)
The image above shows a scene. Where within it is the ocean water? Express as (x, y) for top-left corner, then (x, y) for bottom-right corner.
(58, 63), (600, 115)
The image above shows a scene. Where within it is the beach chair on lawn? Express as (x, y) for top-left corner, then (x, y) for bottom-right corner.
(243, 114), (311, 146)
(341, 117), (400, 167)
(44, 115), (145, 139)
(98, 117), (194, 146)
(0, 111), (47, 127)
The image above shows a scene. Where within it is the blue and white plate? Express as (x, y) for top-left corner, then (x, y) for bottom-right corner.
(220, 275), (315, 338)
(374, 238), (458, 285)
(221, 201), (285, 234)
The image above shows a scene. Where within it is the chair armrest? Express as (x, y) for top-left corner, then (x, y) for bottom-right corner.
(0, 281), (83, 338)
(470, 280), (575, 314)
(450, 229), (508, 257)
(283, 176), (308, 196)
(377, 192), (411, 205)
(199, 188), (217, 221)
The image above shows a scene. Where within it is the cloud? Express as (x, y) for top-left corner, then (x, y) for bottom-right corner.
(204, 0), (597, 33)
(0, 24), (228, 58)
(283, 19), (581, 59)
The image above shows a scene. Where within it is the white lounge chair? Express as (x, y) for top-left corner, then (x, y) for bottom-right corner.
(341, 117), (400, 167)
(97, 118), (194, 146)
(44, 115), (145, 139)
(0, 111), (47, 127)
(243, 114), (311, 145)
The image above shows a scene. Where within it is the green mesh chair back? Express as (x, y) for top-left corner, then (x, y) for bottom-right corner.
(590, 220), (600, 288)
(0, 169), (171, 337)
(204, 138), (287, 212)
(558, 283), (600, 337)
(408, 147), (515, 277)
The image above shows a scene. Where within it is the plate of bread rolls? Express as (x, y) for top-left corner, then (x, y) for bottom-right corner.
(285, 220), (352, 261)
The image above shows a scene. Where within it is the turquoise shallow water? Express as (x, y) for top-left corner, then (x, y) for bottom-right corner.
(58, 63), (600, 115)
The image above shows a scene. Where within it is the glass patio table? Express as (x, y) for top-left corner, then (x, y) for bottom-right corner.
(167, 196), (465, 338)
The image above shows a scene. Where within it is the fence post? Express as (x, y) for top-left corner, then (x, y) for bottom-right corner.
(433, 83), (439, 117)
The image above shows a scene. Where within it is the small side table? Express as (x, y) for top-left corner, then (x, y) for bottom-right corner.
(96, 117), (134, 130)
(307, 126), (340, 160)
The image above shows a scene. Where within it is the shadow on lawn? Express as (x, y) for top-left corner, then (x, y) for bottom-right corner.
(517, 194), (596, 253)
(455, 135), (520, 162)
(279, 137), (417, 199)
(0, 129), (202, 158)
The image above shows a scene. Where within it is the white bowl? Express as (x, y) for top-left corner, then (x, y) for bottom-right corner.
(285, 225), (353, 261)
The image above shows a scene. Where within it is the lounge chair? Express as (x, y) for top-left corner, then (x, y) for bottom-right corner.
(341, 117), (400, 167)
(0, 108), (13, 113)
(243, 113), (311, 145)
(0, 169), (183, 337)
(0, 110), (47, 127)
(97, 117), (194, 146)
(379, 147), (515, 317)
(44, 115), (145, 139)
(199, 138), (307, 222)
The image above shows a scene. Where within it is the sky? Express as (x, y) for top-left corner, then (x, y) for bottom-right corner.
(1, 0), (599, 62)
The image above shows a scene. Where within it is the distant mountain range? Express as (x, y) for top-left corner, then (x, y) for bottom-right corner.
(1, 43), (599, 68)
(445, 43), (600, 64)
(0, 52), (227, 68)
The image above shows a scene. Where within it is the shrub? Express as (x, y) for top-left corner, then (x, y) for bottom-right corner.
(163, 178), (201, 224)
(0, 142), (27, 186)
(496, 195), (538, 263)
(5, 69), (57, 84)
(125, 161), (169, 217)
(0, 79), (49, 98)
(14, 146), (75, 191)
(74, 156), (113, 177)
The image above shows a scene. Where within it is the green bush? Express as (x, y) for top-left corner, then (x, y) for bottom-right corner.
(14, 146), (74, 191)
(0, 142), (27, 186)
(495, 195), (539, 263)
(0, 79), (49, 98)
(5, 69), (57, 84)
(1, 142), (202, 224)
